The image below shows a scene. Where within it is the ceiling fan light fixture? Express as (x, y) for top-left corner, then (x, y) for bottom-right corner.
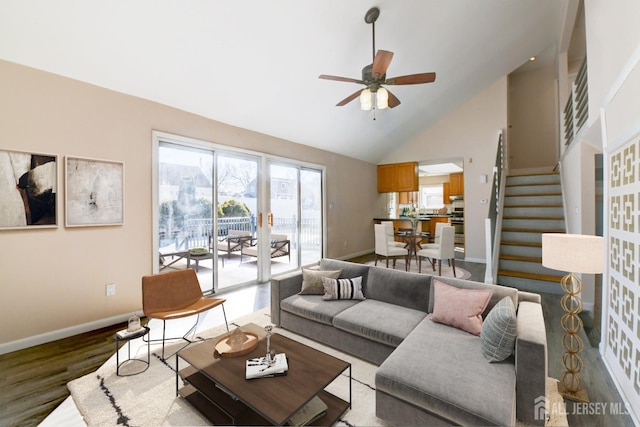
(360, 88), (372, 110)
(376, 87), (389, 109)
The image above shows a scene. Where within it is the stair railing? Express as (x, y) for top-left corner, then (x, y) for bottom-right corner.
(484, 130), (507, 283)
(563, 56), (588, 147)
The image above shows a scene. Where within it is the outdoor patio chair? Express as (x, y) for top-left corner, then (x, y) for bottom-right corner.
(240, 234), (290, 262)
(217, 230), (251, 260)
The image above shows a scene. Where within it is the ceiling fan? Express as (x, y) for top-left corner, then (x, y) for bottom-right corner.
(319, 7), (436, 110)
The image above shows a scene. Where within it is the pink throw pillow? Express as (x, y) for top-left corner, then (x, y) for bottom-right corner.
(429, 280), (493, 336)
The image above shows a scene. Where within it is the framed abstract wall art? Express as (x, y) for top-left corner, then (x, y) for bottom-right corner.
(65, 156), (124, 227)
(0, 149), (58, 230)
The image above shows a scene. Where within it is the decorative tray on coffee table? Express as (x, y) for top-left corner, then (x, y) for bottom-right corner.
(214, 329), (259, 358)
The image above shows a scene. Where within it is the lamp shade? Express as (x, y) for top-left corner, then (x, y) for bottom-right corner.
(360, 88), (372, 110)
(541, 233), (604, 274)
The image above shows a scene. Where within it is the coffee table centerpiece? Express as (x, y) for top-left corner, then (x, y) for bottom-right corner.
(176, 323), (351, 426)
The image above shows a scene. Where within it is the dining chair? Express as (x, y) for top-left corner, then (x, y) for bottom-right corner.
(380, 221), (405, 248)
(422, 221), (447, 250)
(417, 225), (456, 276)
(374, 223), (409, 270)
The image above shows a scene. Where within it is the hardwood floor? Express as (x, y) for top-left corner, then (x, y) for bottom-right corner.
(0, 322), (129, 427)
(0, 256), (635, 426)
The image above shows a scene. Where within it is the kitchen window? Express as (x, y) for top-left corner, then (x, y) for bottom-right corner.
(420, 185), (444, 209)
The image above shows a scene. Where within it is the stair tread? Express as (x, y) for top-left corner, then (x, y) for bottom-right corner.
(499, 254), (542, 263)
(498, 269), (564, 282)
(501, 241), (542, 247)
(505, 192), (562, 197)
(507, 172), (559, 177)
(503, 216), (565, 220)
(504, 203), (562, 208)
(502, 228), (565, 233)
(506, 182), (560, 187)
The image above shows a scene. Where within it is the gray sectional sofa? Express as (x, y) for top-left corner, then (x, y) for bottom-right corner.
(270, 258), (548, 426)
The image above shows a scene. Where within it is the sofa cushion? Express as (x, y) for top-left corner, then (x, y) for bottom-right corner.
(429, 280), (492, 336)
(376, 318), (516, 426)
(333, 300), (427, 347)
(428, 276), (518, 317)
(281, 294), (359, 326)
(299, 268), (342, 295)
(319, 258), (370, 289)
(365, 266), (431, 312)
(481, 296), (518, 362)
(322, 276), (365, 300)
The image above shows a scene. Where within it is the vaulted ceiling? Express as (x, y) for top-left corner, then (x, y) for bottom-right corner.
(0, 0), (568, 163)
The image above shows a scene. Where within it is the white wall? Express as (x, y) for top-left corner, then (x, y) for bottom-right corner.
(381, 78), (508, 262)
(584, 0), (640, 129)
(508, 63), (558, 169)
(562, 0), (640, 422)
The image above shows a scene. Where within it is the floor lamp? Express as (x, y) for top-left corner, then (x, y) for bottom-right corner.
(541, 233), (604, 403)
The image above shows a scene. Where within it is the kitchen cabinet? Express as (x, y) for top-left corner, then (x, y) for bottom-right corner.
(377, 164), (396, 193)
(377, 162), (418, 192)
(395, 162), (419, 192)
(429, 217), (449, 237)
(449, 172), (464, 196)
(399, 191), (418, 204)
(442, 182), (450, 204)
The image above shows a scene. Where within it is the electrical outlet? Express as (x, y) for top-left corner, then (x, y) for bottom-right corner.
(106, 283), (116, 296)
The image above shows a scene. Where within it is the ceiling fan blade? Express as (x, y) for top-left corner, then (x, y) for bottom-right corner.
(372, 50), (394, 79)
(385, 72), (436, 85)
(387, 89), (401, 108)
(319, 74), (364, 84)
(336, 89), (364, 106)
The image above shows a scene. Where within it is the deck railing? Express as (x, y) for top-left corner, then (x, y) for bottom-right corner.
(162, 216), (321, 251)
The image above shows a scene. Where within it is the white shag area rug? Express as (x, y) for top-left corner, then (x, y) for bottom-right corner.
(68, 308), (566, 426)
(364, 259), (472, 279)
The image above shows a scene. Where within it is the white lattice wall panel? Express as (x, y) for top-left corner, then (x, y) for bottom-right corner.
(606, 136), (640, 409)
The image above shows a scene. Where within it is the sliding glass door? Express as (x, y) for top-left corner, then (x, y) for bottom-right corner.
(269, 162), (323, 276)
(154, 132), (324, 293)
(216, 153), (259, 289)
(157, 143), (216, 293)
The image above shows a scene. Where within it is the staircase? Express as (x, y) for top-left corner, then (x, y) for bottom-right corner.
(497, 172), (566, 294)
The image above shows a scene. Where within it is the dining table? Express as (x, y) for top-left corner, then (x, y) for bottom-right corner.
(394, 230), (431, 267)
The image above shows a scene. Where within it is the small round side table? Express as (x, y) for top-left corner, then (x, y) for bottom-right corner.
(113, 326), (150, 376)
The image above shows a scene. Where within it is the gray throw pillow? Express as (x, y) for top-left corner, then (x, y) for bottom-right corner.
(299, 268), (342, 295)
(481, 296), (517, 362)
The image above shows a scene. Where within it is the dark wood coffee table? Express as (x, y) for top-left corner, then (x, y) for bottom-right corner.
(176, 324), (351, 425)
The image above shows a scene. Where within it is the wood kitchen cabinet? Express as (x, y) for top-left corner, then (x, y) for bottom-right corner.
(449, 172), (464, 195)
(442, 182), (450, 204)
(399, 191), (418, 204)
(377, 164), (396, 192)
(377, 162), (418, 192)
(429, 217), (449, 237)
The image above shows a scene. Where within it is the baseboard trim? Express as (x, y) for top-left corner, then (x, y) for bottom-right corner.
(463, 257), (486, 264)
(336, 249), (374, 260)
(0, 310), (144, 355)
